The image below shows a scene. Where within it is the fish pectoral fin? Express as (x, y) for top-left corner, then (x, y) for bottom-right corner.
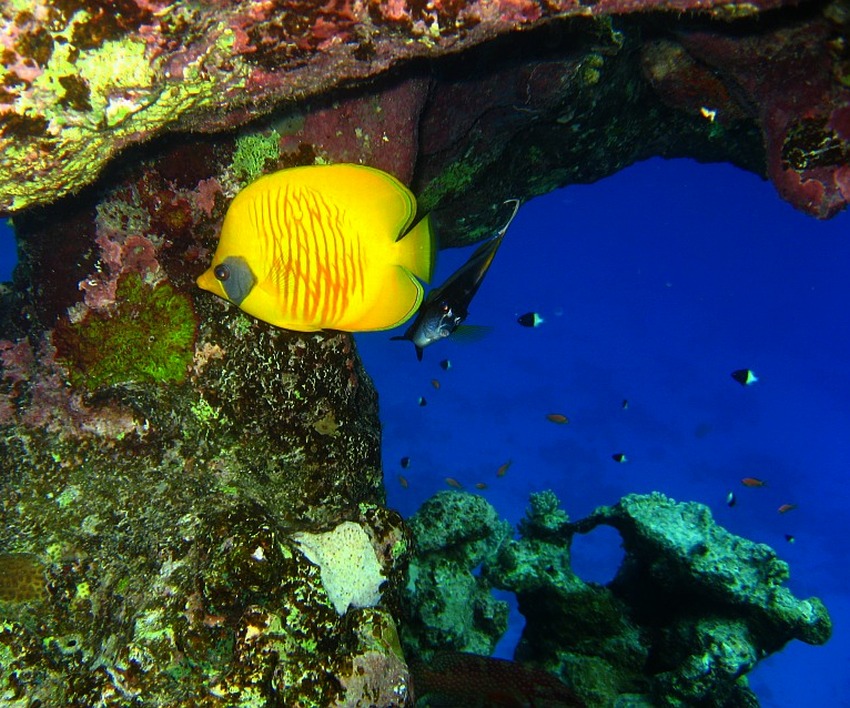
(450, 324), (491, 342)
(256, 258), (294, 300)
(350, 267), (423, 332)
(265, 257), (293, 290)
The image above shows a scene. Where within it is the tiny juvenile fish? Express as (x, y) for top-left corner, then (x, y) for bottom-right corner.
(731, 369), (758, 386)
(445, 477), (463, 489)
(741, 477), (767, 488)
(496, 459), (512, 477)
(778, 503), (797, 514)
(612, 453), (628, 464)
(517, 312), (544, 327)
(197, 164), (434, 332)
(546, 413), (569, 424)
(400, 456), (411, 469)
(393, 199), (520, 359)
(398, 474), (409, 489)
(726, 491), (737, 507)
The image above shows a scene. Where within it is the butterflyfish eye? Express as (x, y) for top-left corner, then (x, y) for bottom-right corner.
(216, 256), (256, 306)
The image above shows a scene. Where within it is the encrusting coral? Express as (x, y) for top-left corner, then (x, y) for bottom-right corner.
(401, 490), (832, 707)
(53, 273), (198, 390)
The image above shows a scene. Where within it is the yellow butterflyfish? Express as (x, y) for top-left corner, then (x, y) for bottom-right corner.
(196, 164), (435, 332)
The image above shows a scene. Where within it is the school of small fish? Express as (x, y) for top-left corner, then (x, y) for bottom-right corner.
(199, 166), (797, 544)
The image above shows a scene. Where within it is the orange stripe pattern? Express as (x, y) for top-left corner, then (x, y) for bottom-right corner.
(249, 183), (366, 328)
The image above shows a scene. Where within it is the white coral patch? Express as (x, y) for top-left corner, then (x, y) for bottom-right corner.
(292, 521), (384, 615)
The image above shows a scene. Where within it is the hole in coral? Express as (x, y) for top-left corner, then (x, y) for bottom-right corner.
(570, 525), (625, 585)
(492, 589), (523, 660)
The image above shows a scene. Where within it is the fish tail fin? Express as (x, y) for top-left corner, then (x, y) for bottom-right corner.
(396, 214), (435, 284)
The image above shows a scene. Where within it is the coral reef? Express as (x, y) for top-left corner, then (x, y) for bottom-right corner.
(0, 0), (844, 700)
(401, 491), (512, 661)
(0, 132), (408, 702)
(402, 490), (831, 707)
(642, 3), (850, 218)
(1, 0), (848, 227)
(575, 492), (832, 705)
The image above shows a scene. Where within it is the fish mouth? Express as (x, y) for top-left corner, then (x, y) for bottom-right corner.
(196, 268), (219, 294)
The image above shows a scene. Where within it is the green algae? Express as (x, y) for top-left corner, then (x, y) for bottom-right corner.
(54, 274), (197, 390)
(419, 156), (486, 213)
(232, 130), (281, 184)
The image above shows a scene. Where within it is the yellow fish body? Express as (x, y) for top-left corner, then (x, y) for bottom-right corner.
(197, 164), (435, 332)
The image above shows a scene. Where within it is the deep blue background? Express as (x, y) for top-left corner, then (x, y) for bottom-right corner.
(357, 158), (850, 707)
(2, 158), (847, 706)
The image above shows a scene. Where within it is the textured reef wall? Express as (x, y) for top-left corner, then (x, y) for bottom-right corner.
(0, 0), (845, 704)
(0, 132), (416, 703)
(1, 0), (849, 230)
(403, 490), (831, 707)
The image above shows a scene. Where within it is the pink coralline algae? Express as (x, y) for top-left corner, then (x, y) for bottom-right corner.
(652, 11), (850, 218)
(1, 0), (804, 215)
(0, 335), (141, 438)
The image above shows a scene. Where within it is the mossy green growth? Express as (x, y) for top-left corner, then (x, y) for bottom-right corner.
(418, 156), (486, 213)
(232, 130), (281, 184)
(55, 274), (197, 390)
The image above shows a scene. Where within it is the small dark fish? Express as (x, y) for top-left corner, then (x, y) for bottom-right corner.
(621, 399), (629, 410)
(785, 534), (796, 543)
(546, 413), (569, 424)
(612, 453), (628, 464)
(410, 652), (586, 708)
(445, 477), (463, 489)
(517, 311), (544, 328)
(431, 379), (441, 390)
(400, 456), (411, 469)
(731, 369), (758, 386)
(397, 474), (409, 489)
(439, 359), (452, 371)
(726, 491), (736, 507)
(778, 503), (797, 514)
(474, 482), (488, 490)
(496, 459), (512, 477)
(418, 396), (427, 407)
(393, 199), (520, 360)
(741, 477), (766, 488)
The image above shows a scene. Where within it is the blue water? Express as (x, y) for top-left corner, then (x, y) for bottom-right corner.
(0, 220), (14, 281)
(2, 159), (847, 706)
(356, 158), (850, 707)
